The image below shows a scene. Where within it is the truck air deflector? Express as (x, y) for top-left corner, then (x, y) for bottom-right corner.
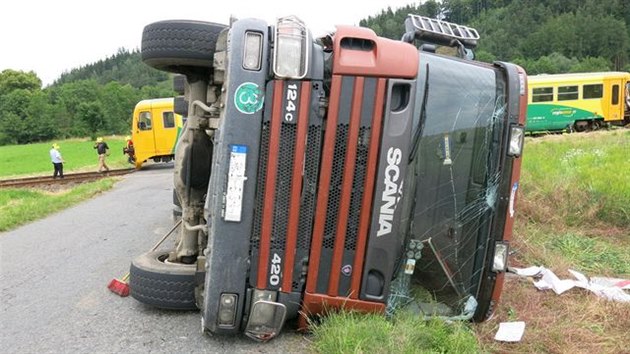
(332, 26), (418, 78)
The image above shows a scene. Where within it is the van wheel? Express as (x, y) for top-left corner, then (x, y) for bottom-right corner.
(129, 250), (198, 310)
(141, 20), (227, 73)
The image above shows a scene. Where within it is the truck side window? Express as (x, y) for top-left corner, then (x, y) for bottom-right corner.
(139, 111), (152, 130)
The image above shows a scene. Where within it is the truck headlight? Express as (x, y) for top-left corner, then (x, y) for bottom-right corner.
(218, 293), (238, 326)
(508, 126), (524, 157)
(273, 16), (309, 79)
(492, 242), (508, 272)
(243, 31), (263, 71)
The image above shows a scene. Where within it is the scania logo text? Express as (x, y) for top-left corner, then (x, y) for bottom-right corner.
(377, 147), (403, 237)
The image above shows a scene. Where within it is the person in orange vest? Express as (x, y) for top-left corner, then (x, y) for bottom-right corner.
(123, 136), (136, 164)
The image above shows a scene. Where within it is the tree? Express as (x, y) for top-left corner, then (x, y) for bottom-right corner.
(100, 81), (141, 134)
(25, 91), (58, 142)
(0, 112), (26, 145)
(0, 88), (32, 118)
(569, 57), (612, 73)
(0, 69), (41, 96)
(55, 79), (101, 116)
(77, 101), (105, 136)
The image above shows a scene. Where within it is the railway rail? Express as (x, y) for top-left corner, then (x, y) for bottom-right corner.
(0, 168), (135, 189)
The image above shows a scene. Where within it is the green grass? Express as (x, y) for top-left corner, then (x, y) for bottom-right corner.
(474, 130), (630, 353)
(310, 311), (478, 354)
(0, 136), (130, 178)
(549, 233), (630, 275)
(520, 130), (630, 227)
(0, 179), (116, 232)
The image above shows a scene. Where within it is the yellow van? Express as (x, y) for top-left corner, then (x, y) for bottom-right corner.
(131, 98), (183, 169)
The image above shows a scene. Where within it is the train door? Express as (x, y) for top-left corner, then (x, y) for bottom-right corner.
(133, 105), (156, 164)
(625, 81), (630, 121)
(608, 78), (623, 122)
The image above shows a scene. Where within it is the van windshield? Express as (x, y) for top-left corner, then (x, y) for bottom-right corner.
(392, 53), (508, 317)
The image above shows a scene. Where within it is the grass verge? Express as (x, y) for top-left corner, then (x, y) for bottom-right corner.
(0, 136), (130, 178)
(0, 178), (117, 232)
(310, 311), (478, 353)
(475, 130), (630, 353)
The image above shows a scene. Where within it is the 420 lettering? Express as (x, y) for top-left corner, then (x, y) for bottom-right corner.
(269, 252), (282, 286)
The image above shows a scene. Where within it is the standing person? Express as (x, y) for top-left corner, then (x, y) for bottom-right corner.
(123, 135), (135, 164)
(49, 143), (64, 178)
(94, 137), (110, 172)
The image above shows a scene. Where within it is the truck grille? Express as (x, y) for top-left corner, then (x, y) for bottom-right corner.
(251, 77), (386, 297)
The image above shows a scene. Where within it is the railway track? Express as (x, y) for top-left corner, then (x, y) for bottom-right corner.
(0, 168), (135, 189)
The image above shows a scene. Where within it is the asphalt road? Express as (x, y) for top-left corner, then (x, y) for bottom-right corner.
(0, 164), (309, 353)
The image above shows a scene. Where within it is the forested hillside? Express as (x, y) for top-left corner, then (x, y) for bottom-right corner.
(2, 0), (630, 145)
(360, 0), (630, 74)
(0, 50), (173, 145)
(54, 49), (169, 88)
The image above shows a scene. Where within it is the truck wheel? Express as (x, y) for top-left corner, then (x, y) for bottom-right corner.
(141, 20), (227, 73)
(129, 250), (197, 310)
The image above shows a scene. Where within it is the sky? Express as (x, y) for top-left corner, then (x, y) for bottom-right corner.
(0, 0), (417, 86)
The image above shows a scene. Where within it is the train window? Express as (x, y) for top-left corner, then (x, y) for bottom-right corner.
(163, 112), (175, 128)
(532, 87), (553, 102)
(583, 84), (603, 99)
(139, 111), (152, 130)
(558, 85), (578, 101)
(612, 85), (619, 105)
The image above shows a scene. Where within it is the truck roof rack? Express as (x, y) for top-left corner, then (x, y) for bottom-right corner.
(403, 15), (479, 49)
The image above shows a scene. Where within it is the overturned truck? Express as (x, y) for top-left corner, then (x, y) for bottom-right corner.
(129, 15), (527, 341)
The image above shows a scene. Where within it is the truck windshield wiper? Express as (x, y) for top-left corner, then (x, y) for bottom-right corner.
(408, 63), (429, 162)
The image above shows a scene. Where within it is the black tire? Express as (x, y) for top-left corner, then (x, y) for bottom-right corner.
(129, 250), (197, 310)
(141, 20), (227, 73)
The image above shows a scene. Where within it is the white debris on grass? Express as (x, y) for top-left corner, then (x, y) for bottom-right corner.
(494, 321), (526, 342)
(509, 266), (630, 302)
